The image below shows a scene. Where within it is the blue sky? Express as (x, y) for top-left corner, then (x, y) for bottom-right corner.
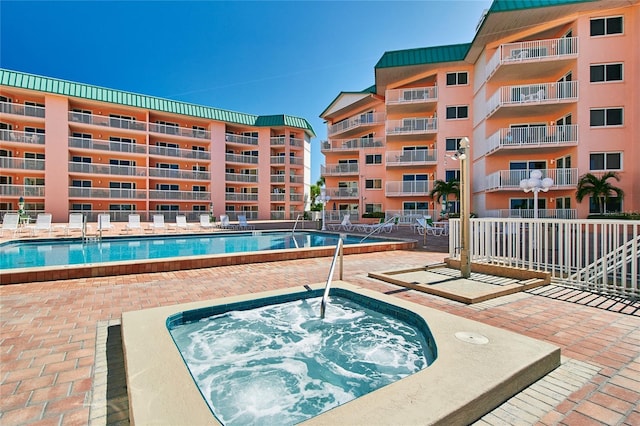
(0, 0), (492, 183)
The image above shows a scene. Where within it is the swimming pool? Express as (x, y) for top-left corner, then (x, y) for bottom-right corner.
(0, 231), (416, 284)
(167, 289), (436, 425)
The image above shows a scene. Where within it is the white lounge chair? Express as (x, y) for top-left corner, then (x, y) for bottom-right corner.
(29, 213), (53, 237)
(65, 213), (85, 236)
(415, 217), (443, 236)
(124, 214), (142, 233)
(236, 214), (254, 230)
(199, 214), (216, 231)
(149, 214), (167, 233)
(219, 214), (233, 230)
(328, 214), (353, 231)
(1, 213), (20, 237)
(96, 214), (115, 232)
(172, 215), (194, 232)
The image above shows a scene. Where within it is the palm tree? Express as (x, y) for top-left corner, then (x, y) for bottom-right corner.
(575, 172), (624, 214)
(309, 177), (325, 208)
(429, 179), (460, 214)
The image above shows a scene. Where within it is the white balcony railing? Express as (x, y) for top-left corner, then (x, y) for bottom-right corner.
(225, 193), (258, 202)
(385, 86), (437, 105)
(327, 112), (385, 136)
(321, 137), (384, 152)
(149, 146), (210, 160)
(226, 153), (258, 164)
(69, 112), (147, 131)
(485, 168), (578, 191)
(386, 117), (437, 136)
(486, 37), (578, 80)
(487, 81), (578, 116)
(495, 209), (577, 219)
(0, 157), (45, 170)
(69, 137), (147, 154)
(225, 173), (258, 183)
(270, 193), (285, 202)
(485, 125), (578, 154)
(290, 194), (303, 202)
(225, 133), (258, 146)
(149, 168), (210, 180)
(149, 190), (210, 200)
(1, 130), (45, 144)
(270, 156), (286, 164)
(326, 187), (359, 199)
(270, 174), (285, 183)
(321, 163), (359, 176)
(149, 123), (210, 139)
(385, 180), (431, 196)
(68, 162), (147, 176)
(68, 187), (147, 199)
(0, 184), (45, 197)
(385, 149), (437, 166)
(0, 101), (45, 118)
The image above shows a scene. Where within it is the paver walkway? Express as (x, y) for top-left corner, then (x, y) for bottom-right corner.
(1, 228), (638, 425)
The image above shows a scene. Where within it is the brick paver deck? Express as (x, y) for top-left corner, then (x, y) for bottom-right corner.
(0, 223), (638, 425)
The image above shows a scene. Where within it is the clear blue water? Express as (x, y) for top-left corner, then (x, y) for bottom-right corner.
(0, 231), (385, 270)
(168, 292), (435, 426)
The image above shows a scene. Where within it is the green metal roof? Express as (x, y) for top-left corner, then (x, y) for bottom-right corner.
(0, 69), (315, 136)
(488, 0), (596, 13)
(375, 43), (471, 69)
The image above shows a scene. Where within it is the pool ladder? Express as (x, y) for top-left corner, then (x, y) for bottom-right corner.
(320, 238), (343, 319)
(291, 214), (305, 249)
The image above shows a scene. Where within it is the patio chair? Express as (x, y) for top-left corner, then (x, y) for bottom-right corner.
(124, 214), (142, 233)
(415, 217), (443, 236)
(219, 214), (234, 230)
(65, 213), (85, 236)
(149, 214), (167, 233)
(96, 214), (115, 232)
(1, 213), (20, 237)
(172, 215), (194, 232)
(29, 213), (53, 237)
(328, 214), (353, 231)
(236, 214), (254, 230)
(199, 214), (216, 231)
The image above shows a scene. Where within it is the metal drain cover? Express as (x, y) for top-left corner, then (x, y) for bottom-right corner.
(455, 331), (489, 345)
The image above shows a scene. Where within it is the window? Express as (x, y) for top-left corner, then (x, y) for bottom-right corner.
(556, 197), (571, 210)
(365, 204), (383, 213)
(590, 16), (623, 36)
(72, 180), (92, 187)
(72, 156), (91, 163)
(445, 170), (460, 182)
(403, 201), (429, 210)
(590, 152), (622, 170)
(109, 204), (135, 211)
(590, 63), (623, 82)
(445, 106), (468, 119)
(157, 163), (179, 169)
(71, 204), (92, 211)
(445, 138), (462, 151)
(156, 184), (179, 191)
(157, 205), (179, 211)
(589, 197), (622, 214)
(192, 185), (206, 192)
(365, 154), (382, 164)
(192, 165), (206, 171)
(24, 152), (45, 159)
(109, 182), (135, 189)
(511, 198), (546, 210)
(446, 72), (468, 86)
(24, 177), (44, 186)
(73, 132), (92, 139)
(193, 205), (206, 212)
(365, 179), (382, 189)
(590, 108), (623, 127)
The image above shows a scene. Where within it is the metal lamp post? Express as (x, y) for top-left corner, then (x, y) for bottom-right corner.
(319, 187), (331, 231)
(458, 137), (471, 278)
(519, 170), (554, 218)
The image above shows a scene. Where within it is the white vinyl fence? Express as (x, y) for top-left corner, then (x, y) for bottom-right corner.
(448, 218), (639, 299)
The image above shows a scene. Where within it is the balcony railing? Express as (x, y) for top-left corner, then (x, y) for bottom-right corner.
(225, 173), (258, 183)
(327, 112), (385, 136)
(0, 102), (45, 118)
(149, 145), (210, 160)
(485, 125), (578, 155)
(1, 130), (45, 144)
(270, 156), (286, 164)
(270, 193), (285, 202)
(321, 137), (384, 152)
(149, 123), (210, 139)
(68, 137), (147, 154)
(225, 133), (258, 146)
(226, 153), (258, 164)
(289, 194), (303, 202)
(0, 157), (45, 170)
(0, 184), (45, 197)
(68, 162), (148, 176)
(149, 168), (210, 180)
(385, 149), (437, 166)
(270, 210), (286, 220)
(485, 168), (578, 191)
(225, 193), (258, 202)
(270, 136), (304, 147)
(326, 187), (359, 199)
(496, 208), (577, 219)
(385, 180), (431, 196)
(289, 175), (303, 184)
(68, 187), (147, 199)
(321, 163), (359, 176)
(487, 81), (578, 117)
(149, 190), (210, 200)
(386, 118), (437, 136)
(486, 37), (578, 80)
(386, 86), (437, 105)
(271, 174), (285, 183)
(69, 112), (147, 131)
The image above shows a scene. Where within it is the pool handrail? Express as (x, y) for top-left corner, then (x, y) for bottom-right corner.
(320, 237), (343, 319)
(291, 214), (305, 249)
(359, 215), (399, 243)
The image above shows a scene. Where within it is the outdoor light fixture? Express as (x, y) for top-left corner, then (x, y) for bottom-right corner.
(519, 170), (554, 219)
(318, 187), (331, 231)
(458, 137), (471, 279)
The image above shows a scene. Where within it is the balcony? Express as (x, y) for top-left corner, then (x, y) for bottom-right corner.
(0, 184), (45, 197)
(270, 136), (304, 147)
(149, 190), (210, 201)
(321, 163), (359, 176)
(225, 133), (258, 146)
(326, 187), (359, 199)
(386, 149), (437, 167)
(149, 145), (211, 160)
(149, 123), (210, 140)
(289, 194), (303, 202)
(69, 112), (147, 131)
(1, 130), (45, 144)
(385, 86), (437, 114)
(386, 118), (437, 139)
(226, 153), (258, 164)
(225, 193), (258, 202)
(270, 193), (285, 202)
(270, 174), (285, 183)
(68, 187), (147, 199)
(68, 162), (147, 176)
(69, 137), (147, 154)
(149, 168), (210, 180)
(485, 168), (578, 191)
(0, 101), (45, 118)
(289, 175), (303, 184)
(486, 37), (578, 82)
(485, 125), (578, 156)
(321, 137), (384, 153)
(486, 81), (578, 119)
(0, 157), (45, 170)
(385, 181), (431, 197)
(496, 208), (577, 219)
(270, 156), (286, 165)
(270, 210), (286, 220)
(225, 173), (258, 183)
(327, 112), (385, 138)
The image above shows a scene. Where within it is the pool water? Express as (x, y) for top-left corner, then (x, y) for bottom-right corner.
(0, 231), (383, 270)
(168, 290), (436, 426)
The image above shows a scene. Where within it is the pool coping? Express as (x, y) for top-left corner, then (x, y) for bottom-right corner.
(121, 281), (560, 425)
(0, 231), (415, 284)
